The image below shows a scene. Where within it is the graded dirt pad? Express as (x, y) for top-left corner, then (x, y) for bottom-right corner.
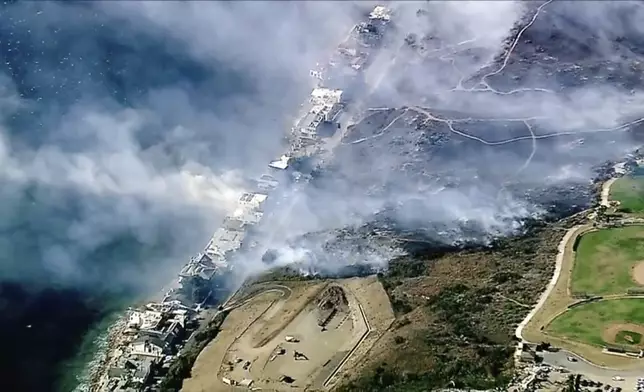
(182, 289), (284, 392)
(325, 276), (396, 388)
(601, 323), (644, 347)
(631, 261), (644, 285)
(250, 283), (328, 348)
(182, 277), (393, 392)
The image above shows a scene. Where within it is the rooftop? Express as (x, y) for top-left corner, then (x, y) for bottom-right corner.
(311, 87), (343, 104)
(369, 5), (392, 21)
(127, 310), (163, 331)
(179, 261), (216, 280)
(205, 227), (245, 258)
(222, 217), (247, 232)
(269, 155), (291, 170)
(231, 207), (264, 225)
(238, 192), (268, 206)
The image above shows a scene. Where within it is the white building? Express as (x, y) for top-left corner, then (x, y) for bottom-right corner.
(205, 227), (245, 259)
(179, 258), (217, 281)
(237, 192), (268, 210)
(128, 337), (168, 360)
(269, 154), (291, 170)
(292, 88), (344, 139)
(127, 310), (163, 331)
(230, 193), (267, 225)
(231, 208), (263, 226)
(369, 5), (392, 22)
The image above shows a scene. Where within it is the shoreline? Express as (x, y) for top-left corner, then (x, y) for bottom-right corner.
(79, 315), (128, 392)
(78, 279), (182, 391)
(79, 8), (393, 391)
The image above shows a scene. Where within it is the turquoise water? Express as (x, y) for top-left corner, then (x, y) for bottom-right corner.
(59, 310), (124, 392)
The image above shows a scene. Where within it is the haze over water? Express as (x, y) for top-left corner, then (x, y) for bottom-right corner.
(6, 1), (644, 390)
(0, 3), (279, 390)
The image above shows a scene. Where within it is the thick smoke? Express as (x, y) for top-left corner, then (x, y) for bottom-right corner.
(238, 0), (644, 274)
(1, 0), (644, 291)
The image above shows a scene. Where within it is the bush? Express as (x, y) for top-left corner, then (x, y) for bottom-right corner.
(391, 297), (413, 316)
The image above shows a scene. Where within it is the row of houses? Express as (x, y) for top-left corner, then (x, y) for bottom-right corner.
(173, 190), (270, 305)
(101, 189), (272, 391)
(102, 301), (195, 391)
(99, 5), (395, 392)
(287, 4), (394, 163)
(311, 5), (393, 85)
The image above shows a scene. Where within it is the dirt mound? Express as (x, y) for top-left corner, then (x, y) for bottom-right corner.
(601, 323), (644, 347)
(632, 261), (644, 285)
(316, 286), (349, 327)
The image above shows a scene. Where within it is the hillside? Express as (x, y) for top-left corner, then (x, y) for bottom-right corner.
(333, 220), (578, 391)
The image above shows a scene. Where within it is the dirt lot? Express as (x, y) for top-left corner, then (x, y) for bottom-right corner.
(182, 289), (284, 392)
(182, 277), (393, 392)
(326, 276), (396, 388)
(632, 261), (644, 285)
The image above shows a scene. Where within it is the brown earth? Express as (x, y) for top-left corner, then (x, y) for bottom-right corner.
(182, 290), (283, 392)
(601, 323), (644, 346)
(631, 261), (644, 285)
(182, 278), (392, 392)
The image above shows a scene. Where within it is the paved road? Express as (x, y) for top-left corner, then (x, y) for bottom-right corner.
(601, 178), (617, 207)
(515, 225), (582, 340)
(542, 350), (642, 391)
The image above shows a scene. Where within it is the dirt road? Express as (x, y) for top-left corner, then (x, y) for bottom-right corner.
(601, 178), (617, 207)
(515, 225), (582, 341)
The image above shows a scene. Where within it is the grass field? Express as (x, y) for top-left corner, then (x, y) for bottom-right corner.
(571, 226), (644, 295)
(611, 176), (644, 212)
(548, 299), (644, 348)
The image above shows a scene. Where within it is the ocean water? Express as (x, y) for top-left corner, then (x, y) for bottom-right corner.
(0, 2), (280, 391)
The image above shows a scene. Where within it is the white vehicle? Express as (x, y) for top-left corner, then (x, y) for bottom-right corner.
(612, 376), (624, 381)
(566, 356), (578, 362)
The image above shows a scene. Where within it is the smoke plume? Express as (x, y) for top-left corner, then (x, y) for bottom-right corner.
(0, 0), (643, 291)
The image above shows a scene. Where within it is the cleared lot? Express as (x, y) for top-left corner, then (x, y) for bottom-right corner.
(182, 277), (393, 392)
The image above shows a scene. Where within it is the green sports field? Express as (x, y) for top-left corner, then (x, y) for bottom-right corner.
(571, 226), (644, 296)
(548, 299), (644, 348)
(611, 176), (644, 213)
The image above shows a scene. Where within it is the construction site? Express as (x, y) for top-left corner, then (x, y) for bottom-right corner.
(182, 276), (395, 392)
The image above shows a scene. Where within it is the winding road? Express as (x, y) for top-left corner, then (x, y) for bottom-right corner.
(514, 225), (581, 341)
(601, 178), (618, 207)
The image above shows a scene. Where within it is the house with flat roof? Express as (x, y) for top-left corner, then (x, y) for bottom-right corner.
(204, 227), (245, 259)
(128, 336), (169, 360)
(369, 5), (392, 22)
(132, 358), (153, 385)
(292, 88), (344, 139)
(179, 260), (217, 281)
(126, 310), (163, 331)
(269, 154), (291, 170)
(237, 192), (268, 209)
